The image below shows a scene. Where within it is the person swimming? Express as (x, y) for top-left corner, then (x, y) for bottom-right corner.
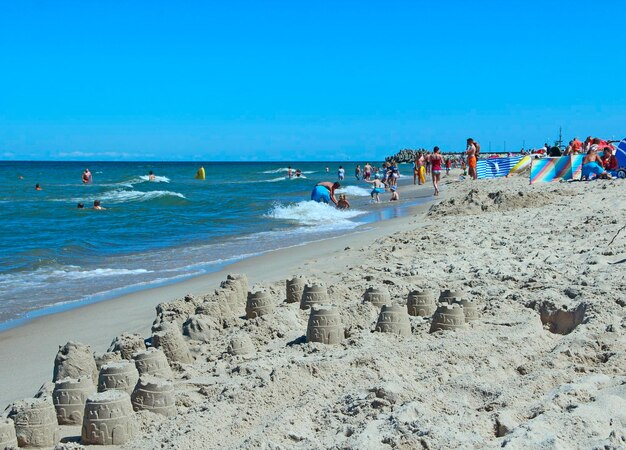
(93, 200), (106, 210)
(35, 183), (42, 191)
(148, 170), (156, 181)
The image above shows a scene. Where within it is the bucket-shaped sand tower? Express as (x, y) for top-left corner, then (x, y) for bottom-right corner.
(131, 375), (176, 417)
(246, 291), (275, 318)
(439, 288), (464, 304)
(98, 361), (140, 395)
(375, 304), (412, 336)
(221, 273), (249, 309)
(363, 287), (391, 307)
(8, 398), (59, 448)
(81, 390), (137, 445)
(286, 276), (306, 304)
(133, 347), (174, 378)
(301, 284), (329, 310)
(430, 303), (468, 332)
(152, 325), (193, 365)
(227, 334), (255, 356)
(306, 306), (343, 344)
(53, 377), (96, 425)
(0, 418), (18, 449)
(452, 298), (480, 322)
(407, 289), (436, 317)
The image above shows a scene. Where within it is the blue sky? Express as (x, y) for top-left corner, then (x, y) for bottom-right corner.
(1, 1), (625, 161)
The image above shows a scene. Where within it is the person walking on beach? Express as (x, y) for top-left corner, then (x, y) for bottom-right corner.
(82, 168), (92, 184)
(466, 138), (478, 180)
(414, 152), (426, 185)
(311, 181), (340, 205)
(430, 146), (444, 196)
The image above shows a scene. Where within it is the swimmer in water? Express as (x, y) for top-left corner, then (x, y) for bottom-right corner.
(295, 169), (302, 178)
(148, 170), (156, 181)
(77, 203), (84, 209)
(82, 168), (92, 184)
(93, 200), (106, 210)
(35, 183), (42, 191)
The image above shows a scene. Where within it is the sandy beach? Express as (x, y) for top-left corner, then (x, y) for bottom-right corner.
(1, 173), (624, 449)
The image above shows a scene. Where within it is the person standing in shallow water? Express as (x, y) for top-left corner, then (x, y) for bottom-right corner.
(82, 168), (92, 184)
(311, 181), (340, 206)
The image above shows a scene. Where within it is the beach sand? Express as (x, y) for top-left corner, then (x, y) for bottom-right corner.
(1, 173), (624, 448)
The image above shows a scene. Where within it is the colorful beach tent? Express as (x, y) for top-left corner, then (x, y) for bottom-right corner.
(476, 155), (524, 179)
(616, 138), (626, 168)
(530, 155), (584, 184)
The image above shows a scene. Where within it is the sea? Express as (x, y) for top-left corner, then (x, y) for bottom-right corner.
(0, 161), (425, 330)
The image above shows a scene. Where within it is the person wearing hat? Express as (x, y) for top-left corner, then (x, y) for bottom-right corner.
(390, 184), (399, 201)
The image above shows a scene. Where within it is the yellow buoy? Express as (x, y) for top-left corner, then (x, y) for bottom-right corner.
(195, 166), (205, 180)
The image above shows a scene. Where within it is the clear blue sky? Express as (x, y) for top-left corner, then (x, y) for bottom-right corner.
(1, 0), (625, 161)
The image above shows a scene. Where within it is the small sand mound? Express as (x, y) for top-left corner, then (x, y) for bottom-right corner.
(429, 181), (558, 217)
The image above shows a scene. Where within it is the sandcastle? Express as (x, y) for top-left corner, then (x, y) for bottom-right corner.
(98, 361), (140, 395)
(246, 291), (275, 318)
(131, 375), (176, 417)
(407, 289), (437, 317)
(53, 341), (98, 385)
(108, 333), (146, 360)
(306, 306), (343, 345)
(183, 314), (220, 342)
(7, 397), (59, 448)
(81, 390), (137, 445)
(152, 324), (193, 365)
(301, 283), (329, 310)
(286, 276), (306, 304)
(220, 273), (249, 309)
(375, 304), (412, 336)
(52, 377), (96, 425)
(227, 335), (255, 356)
(0, 418), (18, 449)
(133, 347), (174, 378)
(439, 288), (464, 304)
(452, 298), (480, 322)
(362, 287), (391, 307)
(95, 351), (123, 370)
(430, 303), (468, 332)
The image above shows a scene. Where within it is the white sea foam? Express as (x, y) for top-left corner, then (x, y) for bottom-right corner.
(138, 175), (170, 183)
(262, 168), (290, 174)
(265, 201), (365, 227)
(0, 266), (153, 290)
(73, 189), (186, 204)
(336, 186), (371, 197)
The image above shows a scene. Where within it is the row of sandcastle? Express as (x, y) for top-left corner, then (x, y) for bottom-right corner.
(0, 274), (479, 448)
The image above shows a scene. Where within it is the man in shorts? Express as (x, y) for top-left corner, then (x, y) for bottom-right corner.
(466, 138), (478, 180)
(311, 181), (341, 205)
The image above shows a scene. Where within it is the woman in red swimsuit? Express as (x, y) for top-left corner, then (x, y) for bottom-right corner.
(430, 146), (444, 196)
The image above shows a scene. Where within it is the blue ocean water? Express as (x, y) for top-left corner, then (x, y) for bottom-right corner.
(0, 161), (420, 328)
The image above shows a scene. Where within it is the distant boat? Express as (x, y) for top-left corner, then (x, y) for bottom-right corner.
(195, 166), (205, 180)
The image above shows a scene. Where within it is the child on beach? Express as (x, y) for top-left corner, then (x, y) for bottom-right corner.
(337, 194), (350, 209)
(365, 174), (385, 203)
(390, 185), (399, 201)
